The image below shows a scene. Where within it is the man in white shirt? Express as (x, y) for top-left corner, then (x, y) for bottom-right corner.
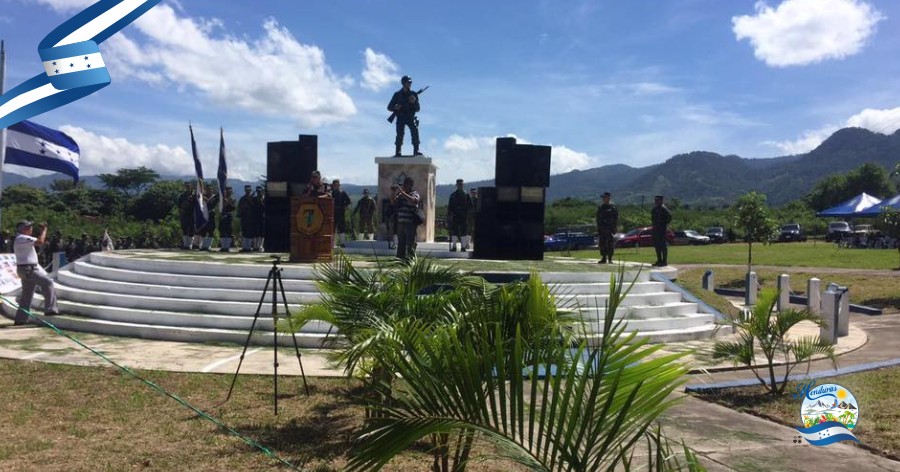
(13, 220), (58, 325)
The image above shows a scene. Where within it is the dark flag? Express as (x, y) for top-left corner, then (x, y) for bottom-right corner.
(190, 125), (208, 229)
(216, 128), (227, 214)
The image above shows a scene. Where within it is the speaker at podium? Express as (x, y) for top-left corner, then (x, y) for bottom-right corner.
(264, 135), (318, 253)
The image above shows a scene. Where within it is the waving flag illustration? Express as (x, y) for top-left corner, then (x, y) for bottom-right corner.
(5, 120), (80, 182)
(795, 421), (860, 447)
(0, 0), (161, 130)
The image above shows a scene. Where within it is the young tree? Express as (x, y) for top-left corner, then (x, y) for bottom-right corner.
(880, 207), (900, 269)
(98, 166), (160, 198)
(732, 191), (777, 271)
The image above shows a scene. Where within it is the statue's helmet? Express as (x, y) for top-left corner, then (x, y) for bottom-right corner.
(401, 75), (412, 84)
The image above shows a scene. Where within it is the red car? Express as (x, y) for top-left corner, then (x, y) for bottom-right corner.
(615, 227), (675, 248)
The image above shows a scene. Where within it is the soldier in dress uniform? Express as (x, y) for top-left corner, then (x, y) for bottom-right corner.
(219, 186), (236, 252)
(447, 179), (474, 252)
(596, 192), (619, 264)
(331, 179), (352, 247)
(237, 185), (256, 252)
(651, 195), (673, 267)
(353, 188), (377, 241)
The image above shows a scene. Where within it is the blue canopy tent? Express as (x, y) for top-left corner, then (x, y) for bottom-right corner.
(816, 192), (882, 218)
(854, 194), (900, 217)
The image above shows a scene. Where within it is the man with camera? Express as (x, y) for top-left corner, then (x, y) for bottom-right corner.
(387, 75), (422, 157)
(391, 177), (421, 260)
(12, 220), (59, 324)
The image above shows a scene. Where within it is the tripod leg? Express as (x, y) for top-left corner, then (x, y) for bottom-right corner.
(272, 267), (280, 415)
(276, 269), (310, 396)
(224, 269), (273, 403)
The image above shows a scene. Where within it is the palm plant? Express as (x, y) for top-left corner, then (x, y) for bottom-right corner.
(713, 289), (837, 396)
(345, 267), (698, 471)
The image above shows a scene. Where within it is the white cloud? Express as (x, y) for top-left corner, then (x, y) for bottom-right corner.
(438, 134), (596, 182)
(361, 48), (399, 92)
(35, 1), (356, 127)
(846, 107), (900, 134)
(763, 126), (839, 155)
(732, 0), (883, 67)
(764, 106), (900, 154)
(59, 125), (192, 176)
(550, 146), (593, 173)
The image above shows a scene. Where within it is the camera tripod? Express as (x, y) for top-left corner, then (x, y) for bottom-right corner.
(225, 256), (309, 414)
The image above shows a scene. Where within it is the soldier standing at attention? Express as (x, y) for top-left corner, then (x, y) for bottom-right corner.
(253, 186), (266, 252)
(447, 178), (474, 252)
(177, 181), (195, 250)
(353, 188), (377, 241)
(651, 195), (673, 267)
(596, 191), (619, 264)
(331, 179), (352, 247)
(219, 186), (236, 252)
(466, 188), (478, 250)
(237, 185), (256, 252)
(387, 75), (422, 157)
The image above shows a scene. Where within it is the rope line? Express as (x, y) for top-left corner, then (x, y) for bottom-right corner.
(0, 295), (299, 470)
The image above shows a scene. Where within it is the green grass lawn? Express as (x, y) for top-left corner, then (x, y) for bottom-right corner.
(0, 360), (527, 471)
(567, 241), (900, 270)
(695, 367), (900, 459)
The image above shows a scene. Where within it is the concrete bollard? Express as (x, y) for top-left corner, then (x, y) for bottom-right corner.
(807, 278), (821, 316)
(702, 269), (714, 291)
(745, 271), (758, 306)
(777, 274), (790, 312)
(820, 290), (838, 345)
(836, 285), (850, 337)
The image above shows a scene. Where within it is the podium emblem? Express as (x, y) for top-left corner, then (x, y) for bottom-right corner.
(296, 201), (325, 236)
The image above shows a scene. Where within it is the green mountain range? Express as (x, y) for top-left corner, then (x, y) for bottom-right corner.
(436, 127), (900, 206)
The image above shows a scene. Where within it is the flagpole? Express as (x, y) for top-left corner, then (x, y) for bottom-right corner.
(1, 39), (7, 230)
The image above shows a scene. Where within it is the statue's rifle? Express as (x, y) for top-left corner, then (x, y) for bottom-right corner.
(387, 85), (430, 123)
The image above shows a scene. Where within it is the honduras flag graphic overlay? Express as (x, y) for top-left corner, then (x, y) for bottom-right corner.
(5, 120), (80, 182)
(795, 421), (860, 447)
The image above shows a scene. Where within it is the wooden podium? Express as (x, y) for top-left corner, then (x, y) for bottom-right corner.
(290, 196), (334, 263)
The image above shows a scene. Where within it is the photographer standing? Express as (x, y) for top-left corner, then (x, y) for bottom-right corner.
(13, 220), (58, 325)
(391, 177), (420, 260)
(387, 75), (422, 157)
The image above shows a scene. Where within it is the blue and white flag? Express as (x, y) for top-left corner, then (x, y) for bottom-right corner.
(189, 125), (208, 229)
(795, 421), (860, 447)
(216, 128), (227, 214)
(4, 120), (80, 182)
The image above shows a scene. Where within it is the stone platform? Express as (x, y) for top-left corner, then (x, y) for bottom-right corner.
(1, 250), (724, 347)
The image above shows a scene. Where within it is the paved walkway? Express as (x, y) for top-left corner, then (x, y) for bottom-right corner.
(2, 311), (899, 470)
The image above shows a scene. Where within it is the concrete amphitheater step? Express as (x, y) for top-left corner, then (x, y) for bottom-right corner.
(577, 313), (717, 334)
(58, 269), (322, 304)
(35, 314), (332, 348)
(85, 252), (320, 279)
(583, 323), (721, 344)
(71, 260), (319, 292)
(55, 300), (334, 333)
(557, 291), (683, 308)
(574, 302), (700, 320)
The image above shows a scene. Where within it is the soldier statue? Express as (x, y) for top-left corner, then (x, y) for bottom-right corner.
(387, 75), (422, 157)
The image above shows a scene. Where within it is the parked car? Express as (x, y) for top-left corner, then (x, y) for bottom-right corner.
(544, 232), (595, 251)
(615, 227), (675, 248)
(778, 223), (807, 242)
(705, 227), (727, 244)
(826, 221), (853, 242)
(853, 224), (876, 236)
(673, 230), (711, 245)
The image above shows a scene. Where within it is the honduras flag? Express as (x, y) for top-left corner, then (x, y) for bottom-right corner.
(216, 128), (226, 214)
(795, 421), (860, 447)
(4, 120), (79, 182)
(189, 125), (208, 229)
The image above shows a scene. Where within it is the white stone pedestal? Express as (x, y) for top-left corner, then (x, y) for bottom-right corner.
(375, 156), (437, 243)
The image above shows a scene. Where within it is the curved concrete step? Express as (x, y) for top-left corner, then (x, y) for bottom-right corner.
(574, 302), (699, 320)
(584, 323), (722, 344)
(58, 269), (321, 304)
(577, 313), (716, 334)
(72, 261), (319, 292)
(56, 300), (334, 333)
(558, 292), (683, 308)
(37, 314), (333, 348)
(86, 252), (321, 279)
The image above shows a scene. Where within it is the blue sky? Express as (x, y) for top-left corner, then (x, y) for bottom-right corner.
(1, 0), (899, 184)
